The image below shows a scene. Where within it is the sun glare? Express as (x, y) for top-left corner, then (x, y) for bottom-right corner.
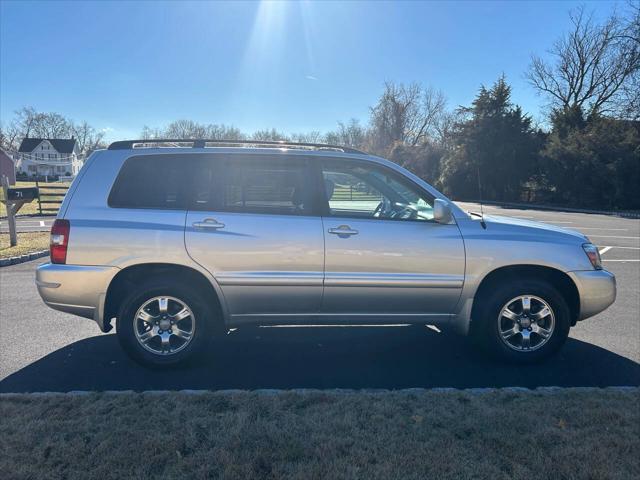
(242, 0), (289, 71)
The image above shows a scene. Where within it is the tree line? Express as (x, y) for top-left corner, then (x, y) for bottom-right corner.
(0, 106), (107, 157)
(1, 5), (638, 209)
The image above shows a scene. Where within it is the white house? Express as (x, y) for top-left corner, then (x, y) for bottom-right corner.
(17, 138), (82, 177)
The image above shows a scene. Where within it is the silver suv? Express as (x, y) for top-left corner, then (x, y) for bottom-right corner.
(36, 140), (616, 367)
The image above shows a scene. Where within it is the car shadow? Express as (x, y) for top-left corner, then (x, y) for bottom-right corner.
(1, 326), (639, 393)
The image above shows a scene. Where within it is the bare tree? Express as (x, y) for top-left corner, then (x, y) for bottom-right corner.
(369, 82), (448, 153)
(290, 131), (323, 144)
(9, 107), (74, 139)
(164, 119), (208, 139)
(142, 121), (246, 141)
(37, 112), (72, 138)
(251, 128), (290, 141)
(527, 5), (640, 119)
(72, 121), (106, 154)
(614, 1), (640, 119)
(2, 107), (104, 154)
(324, 119), (367, 148)
(140, 125), (163, 140)
(0, 120), (22, 151)
(204, 124), (245, 140)
(13, 107), (40, 138)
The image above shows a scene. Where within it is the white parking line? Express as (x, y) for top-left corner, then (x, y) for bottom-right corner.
(587, 235), (640, 239)
(576, 227), (629, 231)
(603, 259), (640, 262)
(599, 247), (612, 255)
(598, 246), (640, 249)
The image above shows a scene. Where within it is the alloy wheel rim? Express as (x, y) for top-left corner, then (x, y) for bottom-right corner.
(133, 296), (196, 356)
(498, 295), (555, 352)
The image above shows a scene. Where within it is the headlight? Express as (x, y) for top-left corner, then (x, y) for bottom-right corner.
(582, 243), (602, 270)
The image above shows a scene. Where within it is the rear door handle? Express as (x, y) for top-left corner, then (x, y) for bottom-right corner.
(193, 218), (225, 230)
(328, 225), (358, 237)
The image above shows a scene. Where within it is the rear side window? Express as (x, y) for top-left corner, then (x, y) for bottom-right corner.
(191, 156), (314, 215)
(109, 155), (187, 209)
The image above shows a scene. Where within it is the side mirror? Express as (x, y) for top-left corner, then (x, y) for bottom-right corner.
(433, 198), (453, 224)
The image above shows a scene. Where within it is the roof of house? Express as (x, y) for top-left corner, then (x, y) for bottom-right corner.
(18, 138), (77, 153)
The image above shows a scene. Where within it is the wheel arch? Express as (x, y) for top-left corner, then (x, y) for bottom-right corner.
(471, 265), (580, 326)
(103, 263), (227, 334)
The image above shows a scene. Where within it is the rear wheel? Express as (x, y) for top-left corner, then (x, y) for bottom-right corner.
(116, 280), (215, 368)
(471, 279), (570, 363)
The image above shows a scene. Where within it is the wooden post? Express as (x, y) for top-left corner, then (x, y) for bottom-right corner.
(2, 175), (18, 247)
(36, 179), (43, 215)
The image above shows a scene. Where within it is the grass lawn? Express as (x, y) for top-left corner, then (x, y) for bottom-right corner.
(0, 231), (49, 259)
(1, 388), (638, 480)
(1, 181), (69, 217)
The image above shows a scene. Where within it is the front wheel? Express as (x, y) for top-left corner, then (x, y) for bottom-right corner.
(116, 280), (214, 368)
(471, 279), (571, 363)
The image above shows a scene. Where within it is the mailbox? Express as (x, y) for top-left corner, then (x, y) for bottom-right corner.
(7, 187), (39, 202)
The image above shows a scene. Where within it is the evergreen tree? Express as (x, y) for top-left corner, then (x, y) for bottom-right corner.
(439, 77), (542, 201)
(542, 112), (640, 209)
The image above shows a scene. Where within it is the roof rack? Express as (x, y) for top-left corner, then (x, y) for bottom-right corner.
(107, 139), (366, 155)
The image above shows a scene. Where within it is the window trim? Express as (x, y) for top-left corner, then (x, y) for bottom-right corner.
(315, 158), (437, 224)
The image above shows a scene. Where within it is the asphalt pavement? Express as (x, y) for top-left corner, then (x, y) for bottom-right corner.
(0, 215), (54, 233)
(1, 204), (638, 393)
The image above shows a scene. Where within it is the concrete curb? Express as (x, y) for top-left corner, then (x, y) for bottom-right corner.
(457, 199), (640, 219)
(0, 250), (48, 267)
(0, 386), (638, 398)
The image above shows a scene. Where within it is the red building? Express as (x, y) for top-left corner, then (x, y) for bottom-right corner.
(0, 149), (16, 185)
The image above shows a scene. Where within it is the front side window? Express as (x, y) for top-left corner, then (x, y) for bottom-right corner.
(322, 161), (434, 222)
(191, 156), (313, 216)
(109, 155), (186, 209)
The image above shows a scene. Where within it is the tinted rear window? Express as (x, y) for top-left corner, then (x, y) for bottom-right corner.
(109, 155), (187, 209)
(192, 156), (313, 215)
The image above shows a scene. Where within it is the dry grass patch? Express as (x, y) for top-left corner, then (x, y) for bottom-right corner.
(1, 389), (638, 480)
(0, 231), (49, 259)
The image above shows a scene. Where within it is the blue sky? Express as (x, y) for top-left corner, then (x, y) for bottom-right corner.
(0, 0), (620, 141)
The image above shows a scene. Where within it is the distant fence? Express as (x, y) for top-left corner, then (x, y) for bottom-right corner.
(35, 180), (69, 215)
(331, 184), (381, 202)
(16, 173), (62, 183)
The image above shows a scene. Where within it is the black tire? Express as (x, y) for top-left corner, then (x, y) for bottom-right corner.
(116, 279), (216, 368)
(470, 279), (570, 363)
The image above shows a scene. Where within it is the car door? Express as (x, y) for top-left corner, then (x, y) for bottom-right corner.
(319, 159), (465, 322)
(185, 154), (324, 324)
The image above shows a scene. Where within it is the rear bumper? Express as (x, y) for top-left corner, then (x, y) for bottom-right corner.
(36, 263), (119, 331)
(567, 269), (616, 321)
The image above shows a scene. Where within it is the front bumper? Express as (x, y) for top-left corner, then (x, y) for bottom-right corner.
(36, 263), (119, 331)
(567, 269), (616, 321)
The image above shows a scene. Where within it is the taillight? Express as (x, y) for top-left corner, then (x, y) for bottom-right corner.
(582, 243), (602, 270)
(50, 219), (70, 264)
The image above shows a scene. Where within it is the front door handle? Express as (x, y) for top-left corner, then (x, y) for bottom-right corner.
(193, 218), (225, 230)
(328, 225), (358, 237)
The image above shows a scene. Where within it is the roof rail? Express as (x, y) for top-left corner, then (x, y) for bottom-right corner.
(107, 139), (366, 155)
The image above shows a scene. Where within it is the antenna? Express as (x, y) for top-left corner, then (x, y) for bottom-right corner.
(476, 166), (487, 229)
